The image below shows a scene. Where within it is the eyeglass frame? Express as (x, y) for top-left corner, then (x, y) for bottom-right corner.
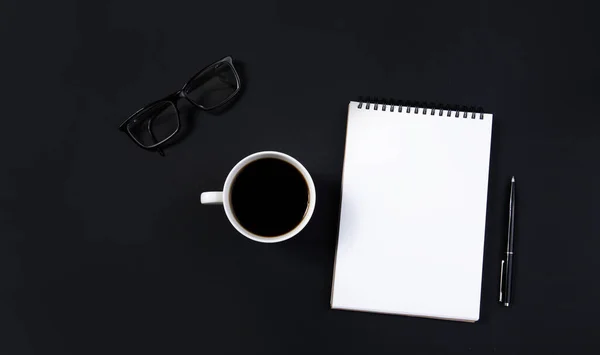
(119, 56), (241, 154)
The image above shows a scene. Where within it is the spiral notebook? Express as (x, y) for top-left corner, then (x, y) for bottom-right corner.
(331, 100), (493, 322)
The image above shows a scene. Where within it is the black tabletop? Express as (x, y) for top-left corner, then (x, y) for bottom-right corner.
(2, 1), (599, 354)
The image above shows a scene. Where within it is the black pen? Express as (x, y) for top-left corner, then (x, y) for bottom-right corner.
(499, 176), (516, 307)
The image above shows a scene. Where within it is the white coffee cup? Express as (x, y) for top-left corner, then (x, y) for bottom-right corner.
(201, 151), (316, 243)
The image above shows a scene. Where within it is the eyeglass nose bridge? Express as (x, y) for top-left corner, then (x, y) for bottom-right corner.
(168, 90), (203, 108)
(165, 90), (186, 101)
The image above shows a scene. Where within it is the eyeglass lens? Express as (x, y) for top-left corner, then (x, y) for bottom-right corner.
(184, 62), (238, 109)
(127, 101), (179, 148)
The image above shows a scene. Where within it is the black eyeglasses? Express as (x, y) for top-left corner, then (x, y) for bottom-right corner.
(119, 56), (241, 155)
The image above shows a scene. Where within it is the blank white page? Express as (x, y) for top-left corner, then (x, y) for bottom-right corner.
(331, 101), (493, 322)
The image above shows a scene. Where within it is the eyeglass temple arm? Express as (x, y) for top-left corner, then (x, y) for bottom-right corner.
(147, 116), (165, 157)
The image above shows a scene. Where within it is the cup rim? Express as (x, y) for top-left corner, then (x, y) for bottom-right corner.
(222, 151), (316, 243)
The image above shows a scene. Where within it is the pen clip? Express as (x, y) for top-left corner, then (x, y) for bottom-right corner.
(499, 260), (505, 302)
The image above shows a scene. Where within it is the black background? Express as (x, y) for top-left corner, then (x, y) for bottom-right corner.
(1, 0), (599, 354)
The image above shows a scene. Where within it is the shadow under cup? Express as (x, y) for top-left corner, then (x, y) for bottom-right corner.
(229, 157), (312, 238)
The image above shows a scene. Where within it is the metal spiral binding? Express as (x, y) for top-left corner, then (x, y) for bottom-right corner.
(357, 98), (484, 120)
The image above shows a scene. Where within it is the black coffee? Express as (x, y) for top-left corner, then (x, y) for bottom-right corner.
(230, 158), (309, 237)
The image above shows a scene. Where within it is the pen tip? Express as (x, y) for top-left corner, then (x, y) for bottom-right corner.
(511, 176), (515, 182)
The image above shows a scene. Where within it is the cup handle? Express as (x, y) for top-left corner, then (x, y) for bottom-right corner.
(200, 191), (224, 205)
